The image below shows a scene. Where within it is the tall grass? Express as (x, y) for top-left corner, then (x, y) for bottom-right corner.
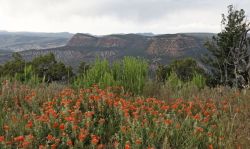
(74, 59), (115, 88)
(74, 57), (148, 94)
(1, 65), (41, 87)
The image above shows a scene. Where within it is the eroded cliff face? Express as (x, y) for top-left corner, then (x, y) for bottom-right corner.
(67, 33), (204, 57)
(67, 33), (129, 48)
(0, 33), (210, 68)
(67, 33), (97, 47)
(147, 34), (202, 56)
(96, 36), (128, 48)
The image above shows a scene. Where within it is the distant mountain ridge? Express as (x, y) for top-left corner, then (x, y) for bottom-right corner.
(0, 31), (73, 52)
(0, 32), (213, 68)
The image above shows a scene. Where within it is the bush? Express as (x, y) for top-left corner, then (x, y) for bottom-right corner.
(164, 58), (205, 82)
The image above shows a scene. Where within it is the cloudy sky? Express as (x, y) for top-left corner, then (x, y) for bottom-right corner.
(0, 0), (249, 35)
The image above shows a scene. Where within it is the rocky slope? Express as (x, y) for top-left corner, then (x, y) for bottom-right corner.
(0, 32), (212, 68)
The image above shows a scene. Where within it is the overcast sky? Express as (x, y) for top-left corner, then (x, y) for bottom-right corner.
(0, 0), (249, 35)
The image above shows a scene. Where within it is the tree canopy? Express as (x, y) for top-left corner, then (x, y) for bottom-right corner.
(204, 5), (250, 88)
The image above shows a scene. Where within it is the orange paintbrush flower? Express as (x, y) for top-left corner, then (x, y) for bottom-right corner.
(97, 144), (105, 149)
(164, 119), (173, 125)
(208, 144), (213, 149)
(195, 127), (204, 133)
(22, 141), (31, 148)
(125, 142), (131, 149)
(193, 114), (200, 121)
(25, 121), (33, 128)
(47, 134), (54, 141)
(84, 111), (95, 118)
(91, 135), (99, 145)
(64, 116), (75, 122)
(3, 125), (9, 131)
(14, 136), (25, 142)
(59, 123), (65, 131)
(135, 138), (142, 145)
(67, 140), (73, 146)
(171, 103), (179, 109)
(51, 144), (57, 149)
(39, 145), (45, 149)
(78, 133), (87, 142)
(53, 122), (59, 128)
(0, 136), (4, 142)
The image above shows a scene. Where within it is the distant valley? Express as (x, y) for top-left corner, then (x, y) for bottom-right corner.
(0, 31), (73, 52)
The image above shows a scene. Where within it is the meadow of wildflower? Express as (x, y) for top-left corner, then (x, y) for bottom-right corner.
(0, 79), (249, 149)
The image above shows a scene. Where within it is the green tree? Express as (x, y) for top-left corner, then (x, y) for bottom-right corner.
(156, 64), (168, 82)
(31, 53), (56, 81)
(166, 58), (205, 82)
(1, 53), (25, 77)
(48, 62), (74, 82)
(78, 61), (90, 75)
(204, 5), (250, 88)
(31, 53), (74, 82)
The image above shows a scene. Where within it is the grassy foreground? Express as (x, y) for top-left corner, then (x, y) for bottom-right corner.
(0, 80), (249, 149)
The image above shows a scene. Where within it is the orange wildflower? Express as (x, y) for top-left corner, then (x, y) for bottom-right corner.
(22, 141), (31, 148)
(25, 121), (33, 128)
(203, 117), (210, 123)
(125, 142), (131, 149)
(84, 111), (95, 118)
(14, 136), (25, 142)
(121, 126), (127, 133)
(193, 114), (200, 121)
(207, 132), (213, 137)
(175, 123), (181, 129)
(3, 125), (9, 131)
(72, 125), (78, 130)
(5, 141), (12, 145)
(64, 116), (75, 122)
(51, 144), (57, 149)
(161, 105), (170, 111)
(47, 134), (54, 141)
(135, 139), (142, 145)
(195, 127), (204, 133)
(39, 145), (45, 149)
(0, 136), (4, 142)
(171, 103), (179, 109)
(164, 119), (173, 125)
(59, 123), (65, 130)
(91, 135), (99, 145)
(219, 136), (224, 140)
(78, 133), (87, 142)
(208, 144), (213, 149)
(67, 140), (73, 146)
(55, 138), (60, 144)
(27, 134), (34, 140)
(53, 122), (59, 128)
(97, 144), (105, 149)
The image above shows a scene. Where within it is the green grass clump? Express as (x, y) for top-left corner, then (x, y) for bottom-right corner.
(74, 57), (148, 94)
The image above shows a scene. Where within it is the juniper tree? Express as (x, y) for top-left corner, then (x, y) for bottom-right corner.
(204, 5), (250, 88)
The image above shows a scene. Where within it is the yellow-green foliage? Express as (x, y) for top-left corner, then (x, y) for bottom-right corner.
(74, 57), (148, 94)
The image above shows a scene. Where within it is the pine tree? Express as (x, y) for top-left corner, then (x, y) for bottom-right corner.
(204, 5), (250, 88)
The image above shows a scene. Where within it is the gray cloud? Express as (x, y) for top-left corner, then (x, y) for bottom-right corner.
(0, 0), (249, 34)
